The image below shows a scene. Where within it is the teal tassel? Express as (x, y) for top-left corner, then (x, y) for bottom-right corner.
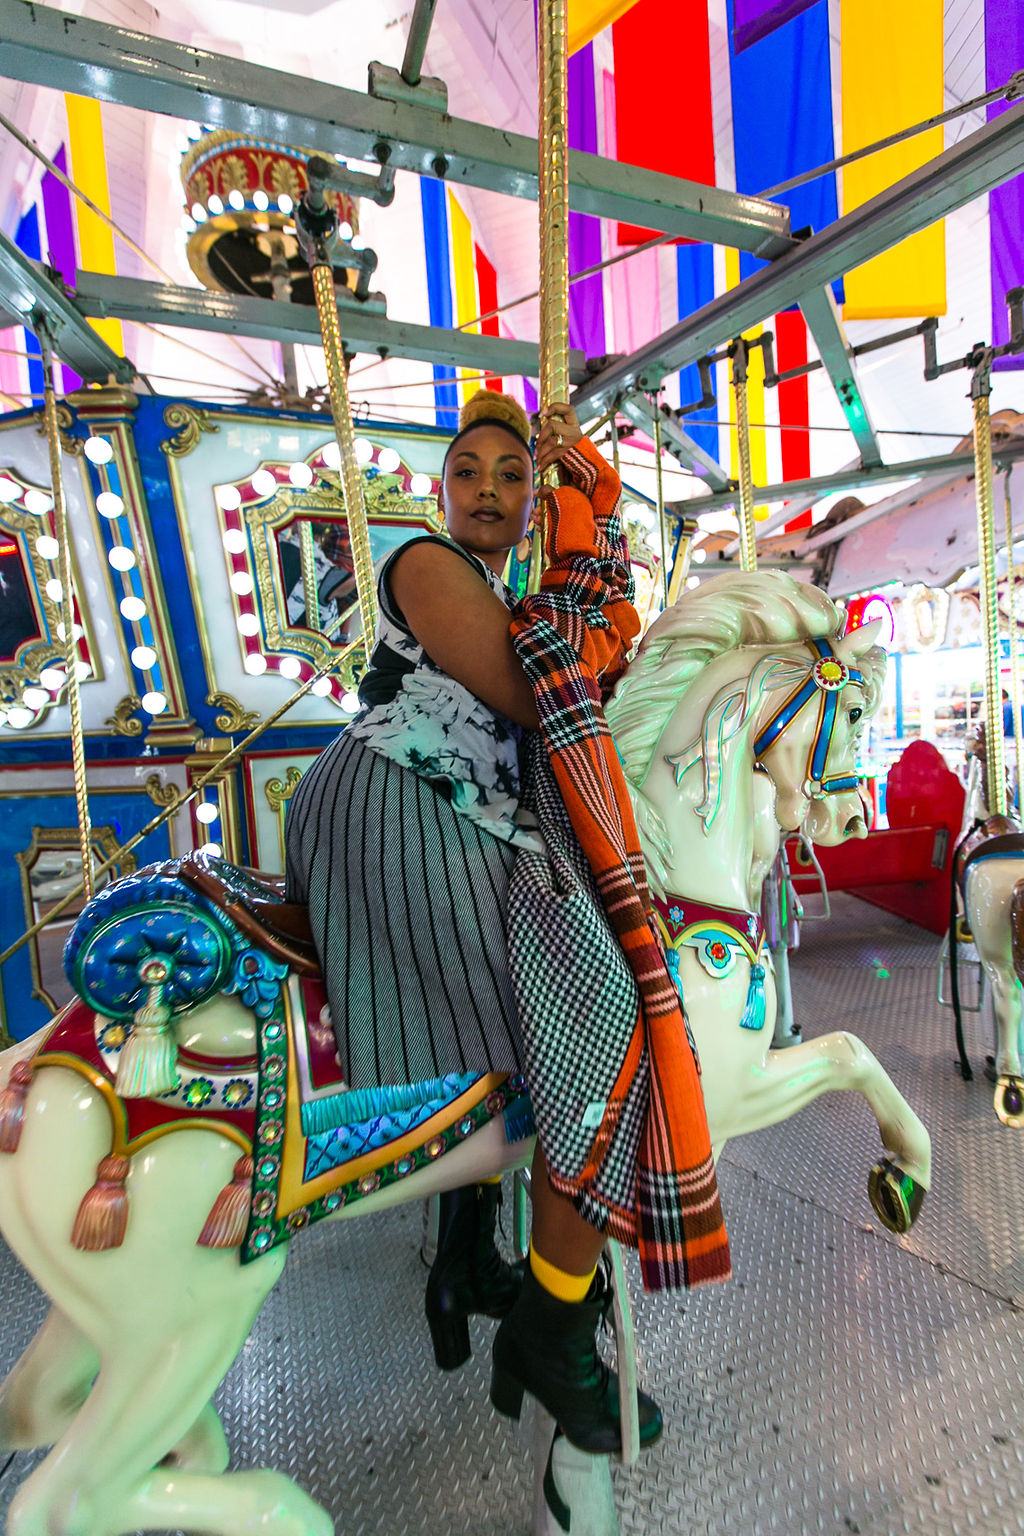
(503, 1095), (536, 1144)
(740, 963), (767, 1031)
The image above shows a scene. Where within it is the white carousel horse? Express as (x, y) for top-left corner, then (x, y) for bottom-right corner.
(947, 727), (1024, 1126)
(0, 571), (930, 1536)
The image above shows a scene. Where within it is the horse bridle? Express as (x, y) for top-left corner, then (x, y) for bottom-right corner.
(752, 637), (864, 799)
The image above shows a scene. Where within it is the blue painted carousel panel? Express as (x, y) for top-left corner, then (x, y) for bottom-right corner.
(0, 787), (174, 1040)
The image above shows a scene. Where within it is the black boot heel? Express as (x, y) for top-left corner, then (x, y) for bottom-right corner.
(426, 1308), (471, 1371)
(489, 1365), (525, 1421)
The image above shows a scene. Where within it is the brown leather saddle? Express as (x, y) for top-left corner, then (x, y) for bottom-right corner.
(954, 816), (1024, 894)
(178, 850), (319, 976)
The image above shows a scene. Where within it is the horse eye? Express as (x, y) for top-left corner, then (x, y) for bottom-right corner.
(849, 706), (863, 724)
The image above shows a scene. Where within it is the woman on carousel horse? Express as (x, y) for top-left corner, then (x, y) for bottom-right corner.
(285, 390), (730, 1454)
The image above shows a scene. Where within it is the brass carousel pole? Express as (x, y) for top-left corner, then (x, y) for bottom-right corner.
(653, 404), (669, 611)
(1005, 466), (1023, 812)
(972, 351), (1007, 817)
(530, 0), (570, 594)
(38, 322), (93, 899)
(731, 339), (758, 574)
(298, 163), (378, 644)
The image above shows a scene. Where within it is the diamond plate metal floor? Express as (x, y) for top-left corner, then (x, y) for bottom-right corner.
(2, 893), (1023, 1535)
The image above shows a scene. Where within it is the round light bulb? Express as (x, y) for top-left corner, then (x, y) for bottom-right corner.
(39, 667), (65, 690)
(686, 575), (701, 589)
(96, 491), (124, 519)
(353, 438), (374, 466)
(252, 189), (269, 212)
(409, 472), (433, 497)
(131, 645), (157, 669)
(341, 690), (360, 713)
(277, 193), (294, 214)
(321, 441), (341, 470)
(350, 235), (366, 252)
(22, 686), (49, 709)
(311, 675), (333, 697)
(108, 546), (136, 571)
(216, 484), (242, 512)
(35, 535), (59, 560)
(196, 801), (219, 824)
(6, 707), (32, 729)
(279, 656), (301, 680)
(74, 659), (91, 682)
(200, 841), (222, 857)
(83, 436), (113, 465)
(207, 193), (224, 215)
(141, 690), (166, 714)
(236, 613), (261, 636)
(244, 652), (268, 675)
(250, 469), (276, 498)
(222, 527), (248, 554)
(45, 578), (63, 602)
(24, 489), (53, 515)
(0, 477), (19, 502)
(376, 447), (401, 475)
(228, 189), (245, 211)
(191, 202), (208, 223)
(120, 595), (146, 621)
(339, 220), (353, 241)
(692, 547), (707, 565)
(288, 461), (313, 487)
(230, 570), (254, 595)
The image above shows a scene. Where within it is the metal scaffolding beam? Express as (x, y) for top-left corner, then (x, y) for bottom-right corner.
(70, 271), (589, 383)
(798, 287), (881, 468)
(0, 229), (132, 384)
(571, 100), (1024, 420)
(0, 0), (791, 256)
(676, 436), (1024, 521)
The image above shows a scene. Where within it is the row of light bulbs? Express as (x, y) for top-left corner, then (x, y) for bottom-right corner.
(183, 190), (363, 250)
(213, 446), (433, 507)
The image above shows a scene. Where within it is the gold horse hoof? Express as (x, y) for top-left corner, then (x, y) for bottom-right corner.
(868, 1159), (926, 1235)
(994, 1075), (1024, 1128)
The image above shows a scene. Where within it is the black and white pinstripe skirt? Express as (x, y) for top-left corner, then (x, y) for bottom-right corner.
(284, 731), (524, 1089)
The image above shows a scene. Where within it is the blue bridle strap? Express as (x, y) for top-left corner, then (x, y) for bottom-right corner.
(752, 638), (863, 792)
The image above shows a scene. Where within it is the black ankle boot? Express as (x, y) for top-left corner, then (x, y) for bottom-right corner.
(425, 1183), (524, 1371)
(490, 1263), (663, 1454)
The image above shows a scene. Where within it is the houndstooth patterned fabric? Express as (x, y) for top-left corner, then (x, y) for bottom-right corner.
(507, 737), (648, 1219)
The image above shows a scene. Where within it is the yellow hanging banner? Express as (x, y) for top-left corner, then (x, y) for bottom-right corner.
(567, 0), (641, 56)
(447, 191), (480, 407)
(64, 94), (124, 354)
(840, 0), (946, 320)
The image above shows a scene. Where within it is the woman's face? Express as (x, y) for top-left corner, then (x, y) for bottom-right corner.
(439, 423), (534, 573)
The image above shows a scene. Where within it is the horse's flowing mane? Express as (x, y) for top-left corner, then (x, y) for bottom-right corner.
(606, 570), (883, 791)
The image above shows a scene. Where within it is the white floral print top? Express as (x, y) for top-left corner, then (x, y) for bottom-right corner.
(345, 535), (543, 851)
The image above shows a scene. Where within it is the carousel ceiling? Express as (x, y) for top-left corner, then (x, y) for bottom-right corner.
(0, 0), (1021, 565)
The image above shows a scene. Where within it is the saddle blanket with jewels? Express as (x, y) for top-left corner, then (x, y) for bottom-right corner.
(653, 893), (766, 979)
(31, 977), (535, 1265)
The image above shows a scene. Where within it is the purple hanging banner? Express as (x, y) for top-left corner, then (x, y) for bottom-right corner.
(733, 0), (817, 53)
(567, 44), (606, 360)
(988, 1), (1024, 370)
(40, 146), (82, 391)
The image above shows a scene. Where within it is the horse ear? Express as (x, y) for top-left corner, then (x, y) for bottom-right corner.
(839, 618), (884, 658)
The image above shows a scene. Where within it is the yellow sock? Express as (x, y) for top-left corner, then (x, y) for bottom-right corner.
(479, 1174), (503, 1185)
(529, 1241), (596, 1303)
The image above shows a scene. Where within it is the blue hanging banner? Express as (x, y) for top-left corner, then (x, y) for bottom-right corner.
(420, 178), (459, 429)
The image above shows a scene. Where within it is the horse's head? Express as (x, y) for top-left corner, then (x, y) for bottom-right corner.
(606, 573), (886, 893)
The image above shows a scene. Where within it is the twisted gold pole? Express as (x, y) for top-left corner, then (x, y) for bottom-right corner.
(531, 0), (570, 594)
(311, 262), (377, 644)
(973, 365), (1006, 817)
(299, 519), (321, 632)
(733, 353), (757, 573)
(653, 407), (669, 610)
(39, 327), (93, 899)
(1005, 466), (1023, 814)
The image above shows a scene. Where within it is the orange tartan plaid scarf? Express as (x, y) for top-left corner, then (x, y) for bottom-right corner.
(510, 437), (731, 1290)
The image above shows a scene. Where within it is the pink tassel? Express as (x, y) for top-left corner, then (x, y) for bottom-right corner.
(71, 1153), (130, 1251)
(0, 1061), (33, 1153)
(197, 1155), (254, 1249)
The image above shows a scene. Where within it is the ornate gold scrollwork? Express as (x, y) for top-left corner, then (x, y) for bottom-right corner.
(161, 404), (220, 459)
(207, 692), (261, 733)
(143, 773), (179, 807)
(105, 696), (144, 737)
(264, 764), (304, 812)
(31, 404), (85, 457)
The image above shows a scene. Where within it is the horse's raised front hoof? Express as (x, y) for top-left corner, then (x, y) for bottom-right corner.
(994, 1075), (1024, 1128)
(868, 1159), (926, 1235)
